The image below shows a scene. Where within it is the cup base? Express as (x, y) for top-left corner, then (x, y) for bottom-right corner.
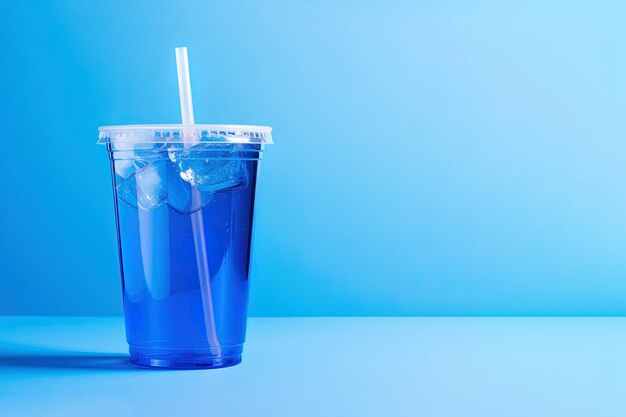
(129, 343), (243, 370)
(130, 354), (242, 369)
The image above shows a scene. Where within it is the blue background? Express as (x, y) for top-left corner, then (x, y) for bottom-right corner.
(1, 0), (626, 316)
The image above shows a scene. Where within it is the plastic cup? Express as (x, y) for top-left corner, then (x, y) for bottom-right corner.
(98, 124), (273, 369)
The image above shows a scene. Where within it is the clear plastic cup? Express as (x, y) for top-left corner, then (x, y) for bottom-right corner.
(98, 124), (273, 369)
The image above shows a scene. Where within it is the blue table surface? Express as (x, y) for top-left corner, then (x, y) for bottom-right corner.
(1, 316), (626, 416)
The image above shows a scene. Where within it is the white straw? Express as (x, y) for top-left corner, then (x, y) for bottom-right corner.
(175, 47), (195, 125)
(175, 47), (221, 355)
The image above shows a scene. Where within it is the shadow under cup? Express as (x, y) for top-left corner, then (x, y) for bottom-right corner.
(99, 125), (272, 369)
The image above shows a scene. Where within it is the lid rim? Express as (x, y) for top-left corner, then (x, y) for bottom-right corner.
(97, 124), (274, 145)
(98, 124), (273, 132)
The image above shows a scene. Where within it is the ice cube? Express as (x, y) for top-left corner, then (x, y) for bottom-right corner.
(116, 162), (168, 210)
(165, 161), (213, 215)
(112, 142), (166, 179)
(169, 144), (248, 193)
(114, 159), (147, 179)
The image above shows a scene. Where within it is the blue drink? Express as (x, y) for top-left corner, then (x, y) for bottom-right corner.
(100, 126), (272, 369)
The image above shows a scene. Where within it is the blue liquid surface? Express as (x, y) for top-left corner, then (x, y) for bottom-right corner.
(112, 155), (258, 368)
